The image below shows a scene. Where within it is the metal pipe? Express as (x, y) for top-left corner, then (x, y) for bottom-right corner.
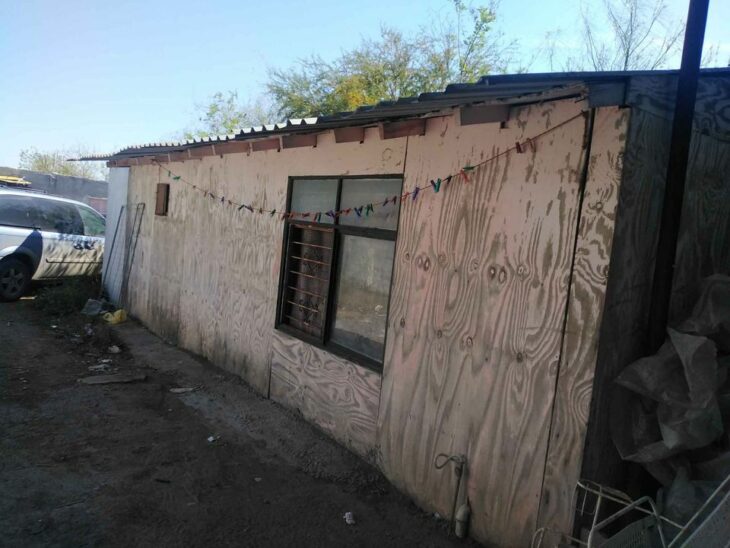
(647, 0), (710, 351)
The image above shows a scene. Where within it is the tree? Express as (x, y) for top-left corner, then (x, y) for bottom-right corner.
(184, 91), (276, 140)
(544, 0), (685, 72)
(267, 1), (515, 118)
(18, 148), (107, 181)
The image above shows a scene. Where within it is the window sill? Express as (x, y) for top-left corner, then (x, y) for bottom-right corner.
(275, 323), (384, 375)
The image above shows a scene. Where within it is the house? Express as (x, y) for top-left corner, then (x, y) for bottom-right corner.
(84, 68), (730, 546)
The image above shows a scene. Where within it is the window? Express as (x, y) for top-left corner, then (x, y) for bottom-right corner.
(156, 183), (170, 216)
(0, 195), (40, 229)
(277, 177), (402, 369)
(76, 205), (106, 237)
(35, 199), (84, 235)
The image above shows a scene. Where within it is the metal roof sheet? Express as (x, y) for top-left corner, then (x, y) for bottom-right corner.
(79, 68), (730, 162)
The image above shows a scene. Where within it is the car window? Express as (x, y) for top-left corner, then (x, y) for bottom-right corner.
(77, 205), (105, 237)
(35, 199), (84, 235)
(0, 195), (40, 229)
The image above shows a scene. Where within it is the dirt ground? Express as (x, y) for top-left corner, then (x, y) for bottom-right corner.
(0, 298), (474, 547)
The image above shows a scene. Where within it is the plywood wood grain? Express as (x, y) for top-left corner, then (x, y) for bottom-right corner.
(537, 107), (629, 535)
(125, 127), (407, 396)
(270, 329), (382, 458)
(377, 101), (593, 547)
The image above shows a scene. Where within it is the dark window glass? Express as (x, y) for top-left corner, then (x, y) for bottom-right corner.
(77, 205), (106, 236)
(0, 195), (39, 229)
(278, 177), (401, 369)
(330, 235), (395, 361)
(35, 199), (84, 235)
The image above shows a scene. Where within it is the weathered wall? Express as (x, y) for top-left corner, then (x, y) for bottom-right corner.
(102, 167), (129, 304)
(375, 101), (626, 546)
(0, 166), (108, 211)
(126, 128), (406, 446)
(125, 100), (629, 546)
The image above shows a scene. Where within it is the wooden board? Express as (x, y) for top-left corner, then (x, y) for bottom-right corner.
(537, 107), (629, 535)
(270, 329), (382, 458)
(124, 127), (406, 399)
(376, 101), (596, 547)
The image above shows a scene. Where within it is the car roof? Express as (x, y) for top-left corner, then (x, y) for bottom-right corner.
(0, 188), (98, 210)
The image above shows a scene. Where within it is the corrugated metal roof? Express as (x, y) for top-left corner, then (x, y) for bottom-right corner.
(79, 68), (730, 162)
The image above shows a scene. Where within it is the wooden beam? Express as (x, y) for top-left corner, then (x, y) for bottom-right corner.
(379, 119), (426, 140)
(169, 150), (190, 162)
(188, 144), (216, 159)
(153, 154), (172, 164)
(334, 127), (365, 143)
(459, 104), (511, 126)
(213, 141), (251, 156)
(282, 134), (317, 149)
(251, 137), (281, 152)
(137, 156), (157, 165)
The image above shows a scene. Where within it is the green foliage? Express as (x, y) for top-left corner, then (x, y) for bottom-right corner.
(19, 148), (107, 180)
(184, 91), (276, 140)
(34, 277), (101, 317)
(267, 2), (515, 118)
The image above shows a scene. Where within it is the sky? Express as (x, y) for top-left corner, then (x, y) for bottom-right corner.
(1, 0), (727, 168)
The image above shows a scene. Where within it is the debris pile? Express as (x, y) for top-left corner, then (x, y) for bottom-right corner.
(611, 275), (730, 523)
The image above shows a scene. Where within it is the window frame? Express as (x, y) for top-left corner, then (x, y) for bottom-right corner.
(155, 183), (170, 216)
(275, 175), (402, 372)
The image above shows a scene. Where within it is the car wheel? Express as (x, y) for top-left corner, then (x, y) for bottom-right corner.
(0, 257), (31, 302)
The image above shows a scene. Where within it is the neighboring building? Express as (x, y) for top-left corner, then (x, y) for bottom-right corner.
(86, 69), (730, 546)
(0, 167), (108, 215)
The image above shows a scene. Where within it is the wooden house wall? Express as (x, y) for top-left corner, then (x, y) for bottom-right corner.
(124, 99), (629, 546)
(376, 102), (627, 546)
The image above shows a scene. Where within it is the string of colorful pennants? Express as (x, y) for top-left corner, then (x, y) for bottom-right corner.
(156, 112), (585, 222)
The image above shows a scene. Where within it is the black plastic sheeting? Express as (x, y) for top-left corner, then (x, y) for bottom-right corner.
(610, 275), (730, 522)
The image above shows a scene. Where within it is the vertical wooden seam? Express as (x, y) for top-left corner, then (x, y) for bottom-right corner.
(536, 109), (594, 521)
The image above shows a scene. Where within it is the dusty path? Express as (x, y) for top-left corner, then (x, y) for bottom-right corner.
(0, 300), (470, 547)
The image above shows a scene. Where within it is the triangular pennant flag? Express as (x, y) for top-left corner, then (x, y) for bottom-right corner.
(238, 204), (245, 211)
(430, 179), (442, 193)
(401, 192), (410, 203)
(314, 212), (322, 223)
(412, 187), (420, 201)
(244, 204), (254, 212)
(172, 176), (181, 181)
(301, 212), (310, 218)
(167, 170), (172, 177)
(459, 169), (470, 183)
(444, 175), (453, 185)
(354, 206), (363, 217)
(270, 209), (276, 217)
(365, 204), (373, 216)
(391, 195), (398, 205)
(343, 208), (352, 215)
(221, 196), (225, 203)
(325, 210), (336, 219)
(258, 208), (263, 214)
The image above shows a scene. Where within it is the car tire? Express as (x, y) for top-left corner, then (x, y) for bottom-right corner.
(0, 257), (31, 302)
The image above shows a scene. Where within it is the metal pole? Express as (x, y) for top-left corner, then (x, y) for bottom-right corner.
(647, 0), (710, 352)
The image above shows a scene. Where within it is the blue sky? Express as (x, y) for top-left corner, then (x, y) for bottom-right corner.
(1, 0), (727, 167)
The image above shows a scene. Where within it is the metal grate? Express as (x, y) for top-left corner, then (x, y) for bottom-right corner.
(102, 203), (145, 306)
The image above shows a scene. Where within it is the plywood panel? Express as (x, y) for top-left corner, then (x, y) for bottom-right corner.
(125, 128), (406, 398)
(270, 330), (381, 458)
(377, 100), (590, 547)
(537, 107), (629, 534)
